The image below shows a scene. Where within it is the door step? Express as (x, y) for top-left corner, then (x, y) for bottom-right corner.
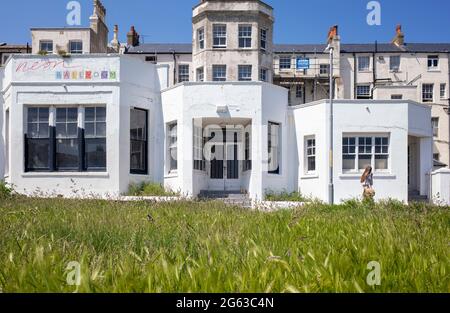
(408, 190), (429, 203)
(198, 190), (252, 208)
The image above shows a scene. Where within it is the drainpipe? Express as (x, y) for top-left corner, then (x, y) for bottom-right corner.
(324, 44), (335, 204)
(172, 50), (177, 85)
(372, 41), (377, 99)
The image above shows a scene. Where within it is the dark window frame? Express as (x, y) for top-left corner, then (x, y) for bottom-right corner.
(130, 108), (149, 175)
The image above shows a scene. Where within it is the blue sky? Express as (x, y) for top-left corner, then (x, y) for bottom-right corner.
(1, 0), (450, 45)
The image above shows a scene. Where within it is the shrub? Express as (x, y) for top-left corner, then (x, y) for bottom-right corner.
(128, 182), (177, 197)
(0, 181), (12, 199)
(265, 189), (305, 202)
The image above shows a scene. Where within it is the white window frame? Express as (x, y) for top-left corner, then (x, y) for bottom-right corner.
(198, 27), (205, 50)
(358, 56), (370, 72)
(268, 121), (281, 175)
(305, 136), (316, 174)
(427, 55), (439, 70)
(260, 68), (268, 82)
(422, 83), (434, 102)
(212, 65), (226, 82)
(69, 40), (83, 54)
(238, 25), (252, 49)
(432, 117), (439, 137)
(39, 40), (53, 54)
(167, 122), (178, 173)
(389, 55), (401, 72)
(193, 123), (205, 171)
(279, 56), (291, 70)
(440, 83), (446, 100)
(319, 64), (330, 75)
(196, 67), (204, 82)
(260, 28), (267, 52)
(178, 64), (189, 83)
(213, 24), (227, 48)
(342, 134), (390, 173)
(238, 65), (252, 81)
(356, 85), (371, 99)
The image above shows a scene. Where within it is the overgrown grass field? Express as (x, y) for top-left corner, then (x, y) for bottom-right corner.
(0, 196), (448, 293)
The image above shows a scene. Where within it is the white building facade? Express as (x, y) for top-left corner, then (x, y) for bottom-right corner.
(0, 0), (442, 204)
(1, 55), (163, 197)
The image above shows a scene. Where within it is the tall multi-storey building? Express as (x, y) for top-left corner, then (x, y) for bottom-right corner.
(126, 17), (450, 169)
(30, 0), (114, 55)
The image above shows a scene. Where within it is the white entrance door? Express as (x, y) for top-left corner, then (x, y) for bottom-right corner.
(208, 128), (241, 191)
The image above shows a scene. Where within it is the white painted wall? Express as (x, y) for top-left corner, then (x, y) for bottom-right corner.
(0, 67), (4, 180)
(161, 82), (288, 200)
(2, 55), (162, 197)
(291, 100), (432, 204)
(431, 168), (450, 205)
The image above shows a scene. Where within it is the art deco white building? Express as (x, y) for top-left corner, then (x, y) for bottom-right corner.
(0, 0), (444, 204)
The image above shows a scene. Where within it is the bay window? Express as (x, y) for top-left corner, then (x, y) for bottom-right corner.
(342, 135), (390, 173)
(130, 108), (148, 174)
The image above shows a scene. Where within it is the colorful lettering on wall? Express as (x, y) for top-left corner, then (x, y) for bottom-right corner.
(54, 70), (117, 80)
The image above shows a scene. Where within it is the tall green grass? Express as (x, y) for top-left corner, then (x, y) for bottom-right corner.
(0, 197), (448, 293)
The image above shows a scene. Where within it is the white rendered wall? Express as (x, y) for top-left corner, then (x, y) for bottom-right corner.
(2, 55), (162, 197)
(0, 67), (4, 180)
(431, 168), (450, 205)
(161, 82), (288, 200)
(292, 100), (432, 204)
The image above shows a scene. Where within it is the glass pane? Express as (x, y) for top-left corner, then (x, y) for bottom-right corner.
(130, 109), (147, 140)
(56, 139), (79, 169)
(67, 108), (78, 122)
(28, 108), (38, 123)
(85, 122), (95, 137)
(85, 108), (95, 122)
(130, 141), (145, 171)
(96, 122), (106, 137)
(27, 139), (49, 169)
(39, 108), (49, 122)
(28, 123), (39, 138)
(375, 156), (388, 170)
(358, 155), (372, 170)
(56, 109), (66, 122)
(96, 107), (106, 122)
(85, 139), (106, 169)
(56, 123), (66, 138)
(39, 124), (49, 138)
(67, 123), (78, 137)
(343, 156), (355, 170)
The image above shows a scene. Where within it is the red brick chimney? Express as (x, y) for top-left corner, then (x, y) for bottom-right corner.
(127, 26), (140, 47)
(392, 24), (405, 47)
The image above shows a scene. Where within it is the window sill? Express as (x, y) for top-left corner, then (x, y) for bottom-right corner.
(165, 171), (178, 179)
(339, 173), (396, 179)
(427, 69), (440, 72)
(300, 174), (319, 179)
(21, 172), (110, 178)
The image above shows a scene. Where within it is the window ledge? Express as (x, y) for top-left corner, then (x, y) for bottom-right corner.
(427, 69), (441, 72)
(21, 172), (110, 178)
(339, 173), (396, 179)
(300, 174), (319, 180)
(165, 172), (178, 179)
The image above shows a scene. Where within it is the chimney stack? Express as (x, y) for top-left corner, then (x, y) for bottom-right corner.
(127, 26), (140, 47)
(110, 25), (120, 52)
(392, 24), (405, 47)
(327, 25), (339, 44)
